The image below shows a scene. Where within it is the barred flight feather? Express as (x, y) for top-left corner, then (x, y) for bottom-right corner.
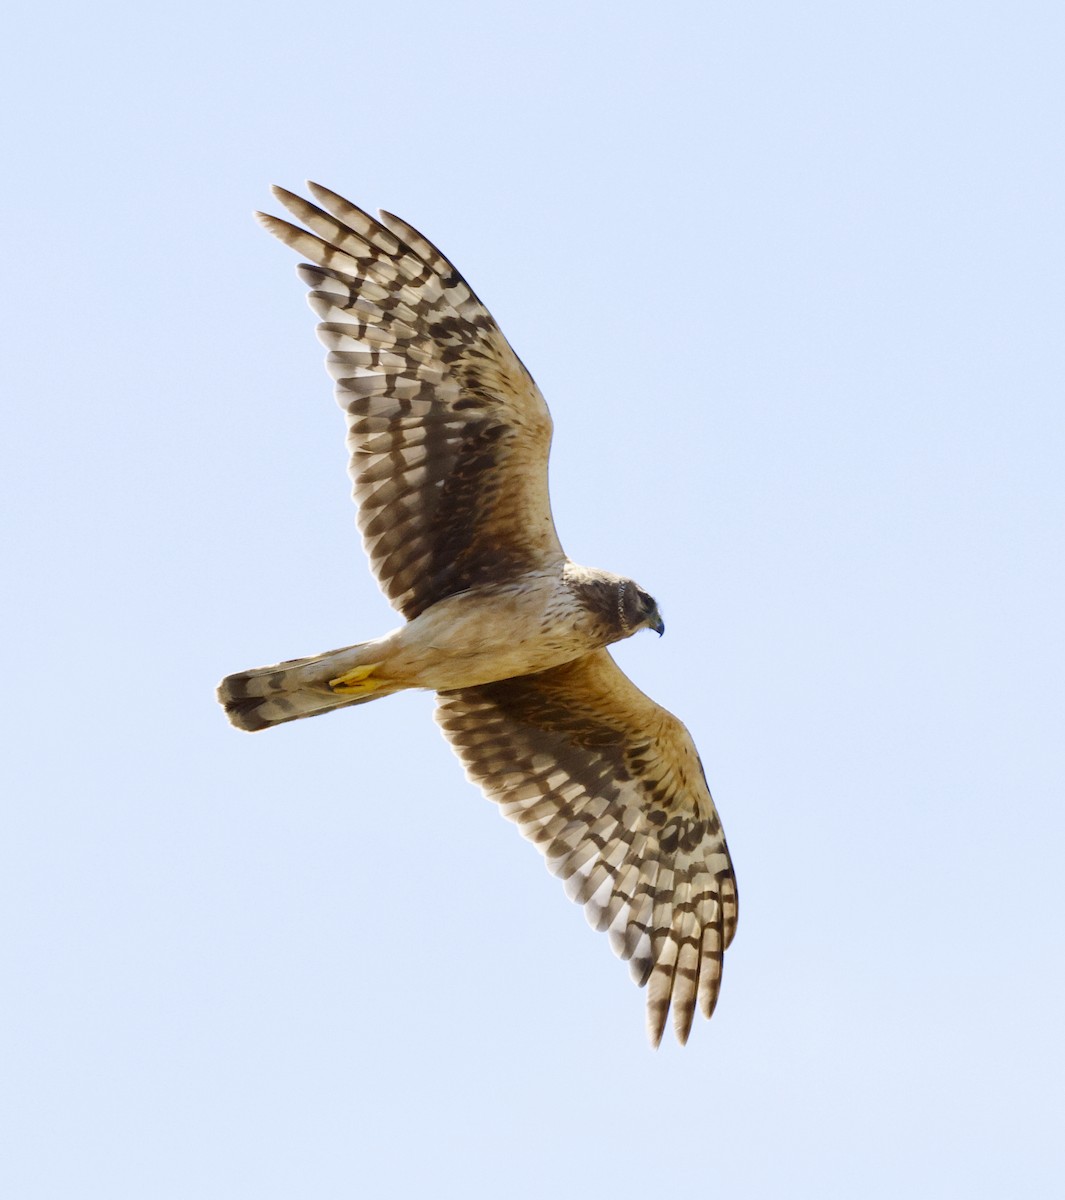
(258, 184), (563, 620)
(435, 649), (737, 1046)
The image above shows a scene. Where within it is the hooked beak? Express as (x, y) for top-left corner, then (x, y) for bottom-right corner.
(650, 611), (665, 637)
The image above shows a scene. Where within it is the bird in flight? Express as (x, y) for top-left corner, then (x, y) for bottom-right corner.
(218, 184), (737, 1044)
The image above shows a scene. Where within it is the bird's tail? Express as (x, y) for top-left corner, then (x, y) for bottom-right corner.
(217, 641), (403, 731)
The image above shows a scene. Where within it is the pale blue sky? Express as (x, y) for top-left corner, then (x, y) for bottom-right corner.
(4, 2), (1064, 1196)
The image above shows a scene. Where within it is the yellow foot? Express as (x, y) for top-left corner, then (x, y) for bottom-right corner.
(328, 661), (386, 695)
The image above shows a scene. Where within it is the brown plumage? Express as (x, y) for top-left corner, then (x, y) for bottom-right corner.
(217, 184), (737, 1044)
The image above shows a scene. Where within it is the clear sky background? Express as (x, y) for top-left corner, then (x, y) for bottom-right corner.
(4, 2), (1064, 1196)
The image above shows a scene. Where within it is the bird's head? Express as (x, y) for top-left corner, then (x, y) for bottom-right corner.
(618, 579), (665, 638)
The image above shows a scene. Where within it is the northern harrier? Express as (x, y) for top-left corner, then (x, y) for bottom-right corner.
(218, 185), (738, 1044)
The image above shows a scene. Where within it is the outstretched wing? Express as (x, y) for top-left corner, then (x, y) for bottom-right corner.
(257, 184), (564, 619)
(435, 649), (738, 1046)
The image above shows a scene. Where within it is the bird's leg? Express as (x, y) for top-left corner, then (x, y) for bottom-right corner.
(328, 662), (386, 695)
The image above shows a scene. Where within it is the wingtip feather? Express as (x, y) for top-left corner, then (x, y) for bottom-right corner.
(647, 1006), (666, 1049)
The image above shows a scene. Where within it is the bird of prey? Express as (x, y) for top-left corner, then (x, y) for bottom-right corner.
(217, 184), (737, 1045)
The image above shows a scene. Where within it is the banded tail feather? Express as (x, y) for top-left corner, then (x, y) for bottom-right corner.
(217, 642), (400, 732)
